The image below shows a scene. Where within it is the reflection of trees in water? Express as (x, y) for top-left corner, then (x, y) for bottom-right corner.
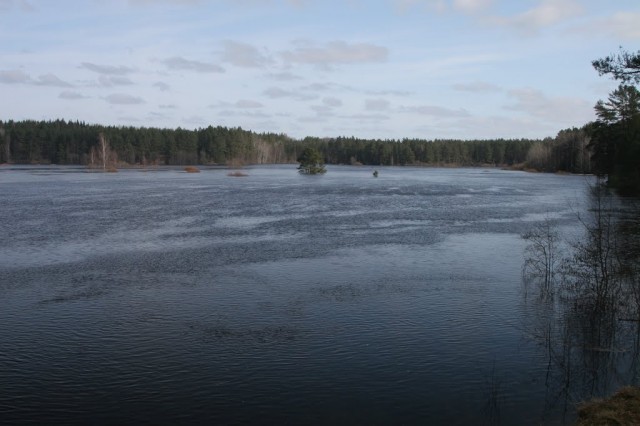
(482, 361), (503, 425)
(522, 182), (640, 422)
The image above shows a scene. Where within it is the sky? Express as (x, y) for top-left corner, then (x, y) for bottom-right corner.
(0, 0), (638, 140)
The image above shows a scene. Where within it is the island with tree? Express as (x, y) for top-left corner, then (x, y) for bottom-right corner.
(297, 147), (326, 175)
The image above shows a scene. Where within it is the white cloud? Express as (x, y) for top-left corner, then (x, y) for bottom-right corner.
(322, 97), (342, 107)
(366, 89), (411, 97)
(280, 41), (388, 67)
(344, 113), (391, 121)
(35, 73), (73, 87)
(80, 62), (135, 75)
(161, 56), (225, 73)
(220, 40), (271, 68)
(265, 71), (303, 81)
(453, 0), (492, 14)
(310, 105), (334, 116)
(365, 98), (391, 111)
(298, 115), (329, 123)
(129, 0), (201, 5)
(428, 114), (548, 139)
(263, 87), (317, 101)
(590, 12), (640, 40)
(235, 99), (264, 109)
(59, 90), (88, 100)
(487, 0), (583, 35)
(219, 110), (270, 118)
(506, 88), (592, 124)
(392, 0), (446, 14)
(401, 104), (471, 118)
(153, 81), (170, 91)
(301, 82), (335, 92)
(0, 69), (31, 84)
(451, 81), (501, 93)
(183, 115), (205, 125)
(0, 70), (72, 87)
(307, 97), (342, 116)
(0, 0), (34, 12)
(98, 75), (134, 87)
(105, 93), (145, 105)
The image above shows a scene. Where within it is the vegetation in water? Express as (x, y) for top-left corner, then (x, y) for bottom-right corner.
(521, 183), (640, 422)
(522, 217), (560, 298)
(297, 147), (326, 175)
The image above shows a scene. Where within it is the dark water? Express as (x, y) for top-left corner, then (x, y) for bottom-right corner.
(0, 165), (630, 424)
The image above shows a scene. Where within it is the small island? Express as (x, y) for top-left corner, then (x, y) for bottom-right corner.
(297, 147), (326, 175)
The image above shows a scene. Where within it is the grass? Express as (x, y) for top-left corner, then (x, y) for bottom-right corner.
(184, 166), (200, 173)
(577, 387), (640, 425)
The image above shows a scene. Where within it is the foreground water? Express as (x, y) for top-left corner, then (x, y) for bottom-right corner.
(0, 165), (631, 424)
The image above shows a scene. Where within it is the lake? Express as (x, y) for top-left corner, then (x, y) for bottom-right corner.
(0, 165), (634, 425)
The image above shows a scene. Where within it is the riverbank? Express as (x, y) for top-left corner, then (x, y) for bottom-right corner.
(576, 387), (640, 425)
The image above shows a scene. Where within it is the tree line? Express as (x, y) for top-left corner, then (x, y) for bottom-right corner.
(0, 121), (298, 167)
(1, 118), (582, 169)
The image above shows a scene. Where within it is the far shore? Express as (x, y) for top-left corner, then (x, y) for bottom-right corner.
(0, 162), (594, 177)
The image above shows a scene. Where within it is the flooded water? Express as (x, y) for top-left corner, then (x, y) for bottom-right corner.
(0, 165), (629, 424)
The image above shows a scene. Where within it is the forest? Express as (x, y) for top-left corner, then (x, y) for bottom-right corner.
(0, 118), (590, 172)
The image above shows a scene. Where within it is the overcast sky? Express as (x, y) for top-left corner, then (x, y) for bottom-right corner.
(1, 0), (638, 140)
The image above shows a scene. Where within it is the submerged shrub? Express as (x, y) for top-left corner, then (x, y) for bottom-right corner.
(522, 217), (561, 298)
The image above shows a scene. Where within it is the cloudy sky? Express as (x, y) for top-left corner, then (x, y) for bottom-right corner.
(1, 0), (638, 140)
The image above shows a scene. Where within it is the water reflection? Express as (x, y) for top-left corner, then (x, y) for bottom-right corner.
(522, 182), (640, 422)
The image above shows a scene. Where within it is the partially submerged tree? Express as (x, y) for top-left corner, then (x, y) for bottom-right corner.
(561, 184), (624, 314)
(297, 147), (326, 174)
(523, 217), (560, 298)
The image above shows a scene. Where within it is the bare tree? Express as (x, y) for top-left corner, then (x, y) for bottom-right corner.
(88, 133), (117, 171)
(0, 127), (9, 163)
(523, 217), (561, 298)
(99, 133), (108, 170)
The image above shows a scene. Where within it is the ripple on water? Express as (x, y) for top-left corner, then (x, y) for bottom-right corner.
(0, 166), (598, 425)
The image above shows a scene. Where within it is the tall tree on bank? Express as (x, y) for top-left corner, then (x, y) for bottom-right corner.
(593, 48), (640, 85)
(590, 48), (640, 194)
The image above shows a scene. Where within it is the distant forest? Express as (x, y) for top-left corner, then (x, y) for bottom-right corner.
(0, 119), (592, 173)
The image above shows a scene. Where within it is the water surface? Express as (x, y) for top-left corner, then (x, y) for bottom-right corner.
(0, 165), (621, 424)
